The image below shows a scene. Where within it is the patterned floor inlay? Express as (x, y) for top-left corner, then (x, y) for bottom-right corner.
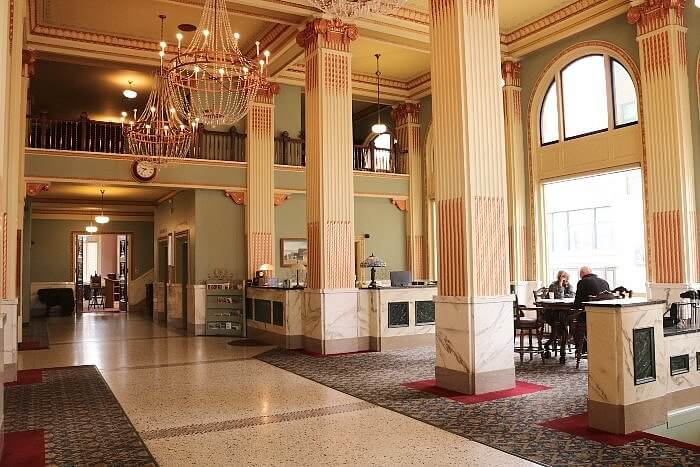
(140, 401), (374, 440)
(257, 346), (700, 466)
(4, 366), (156, 465)
(104, 356), (256, 372)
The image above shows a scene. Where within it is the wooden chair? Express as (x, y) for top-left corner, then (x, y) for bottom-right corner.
(88, 274), (104, 310)
(513, 298), (545, 362)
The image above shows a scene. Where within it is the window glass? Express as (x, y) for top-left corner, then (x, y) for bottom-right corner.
(611, 60), (638, 126)
(84, 240), (98, 282)
(568, 209), (595, 251)
(561, 55), (608, 138)
(540, 81), (559, 144)
(372, 133), (392, 172)
(595, 206), (614, 250)
(550, 212), (569, 252)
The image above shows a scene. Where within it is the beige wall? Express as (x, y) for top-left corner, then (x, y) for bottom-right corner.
(275, 84), (303, 139)
(154, 190), (195, 283)
(99, 234), (117, 276)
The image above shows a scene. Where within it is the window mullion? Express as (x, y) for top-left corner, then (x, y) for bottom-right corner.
(555, 73), (565, 142)
(604, 55), (615, 131)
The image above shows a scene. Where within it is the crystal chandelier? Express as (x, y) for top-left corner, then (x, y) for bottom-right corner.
(168, 0), (268, 126)
(124, 16), (193, 164)
(308, 0), (408, 19)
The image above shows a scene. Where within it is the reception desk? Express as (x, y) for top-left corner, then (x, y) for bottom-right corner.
(244, 285), (437, 352)
(586, 298), (700, 434)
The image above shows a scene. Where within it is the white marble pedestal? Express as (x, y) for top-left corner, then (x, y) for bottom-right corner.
(303, 288), (363, 354)
(0, 299), (17, 383)
(435, 295), (515, 394)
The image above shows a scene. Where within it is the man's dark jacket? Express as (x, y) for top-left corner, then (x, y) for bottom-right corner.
(574, 273), (610, 309)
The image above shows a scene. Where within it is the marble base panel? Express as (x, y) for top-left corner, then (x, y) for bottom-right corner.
(588, 397), (667, 435)
(188, 285), (206, 336)
(371, 333), (435, 352)
(435, 295), (515, 394)
(187, 323), (206, 336)
(166, 284), (184, 328)
(667, 386), (700, 412)
(153, 283), (166, 322)
(0, 300), (17, 381)
(247, 326), (304, 350)
(303, 289), (361, 355)
(167, 317), (184, 329)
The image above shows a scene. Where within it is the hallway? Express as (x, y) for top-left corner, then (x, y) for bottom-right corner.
(12, 314), (533, 466)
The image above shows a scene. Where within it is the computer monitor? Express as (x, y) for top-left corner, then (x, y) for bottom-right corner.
(390, 271), (413, 287)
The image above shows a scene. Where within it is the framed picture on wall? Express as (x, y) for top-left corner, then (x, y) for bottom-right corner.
(280, 238), (308, 267)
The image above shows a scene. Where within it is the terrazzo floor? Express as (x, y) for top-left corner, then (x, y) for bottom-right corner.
(17, 313), (534, 466)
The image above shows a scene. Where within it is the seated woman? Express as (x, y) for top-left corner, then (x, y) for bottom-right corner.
(548, 270), (574, 299)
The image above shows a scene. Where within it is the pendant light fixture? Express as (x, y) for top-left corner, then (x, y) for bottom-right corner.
(371, 54), (387, 135)
(85, 222), (98, 234)
(95, 189), (110, 225)
(123, 80), (138, 99)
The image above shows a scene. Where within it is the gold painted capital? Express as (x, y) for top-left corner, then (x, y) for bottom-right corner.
(501, 60), (521, 87)
(224, 191), (246, 206)
(296, 18), (359, 54)
(26, 182), (50, 197)
(22, 49), (36, 78)
(255, 81), (280, 105)
(391, 198), (408, 212)
(628, 0), (686, 33)
(274, 193), (291, 206)
(392, 102), (421, 127)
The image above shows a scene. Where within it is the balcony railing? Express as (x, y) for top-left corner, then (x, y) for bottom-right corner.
(25, 115), (406, 174)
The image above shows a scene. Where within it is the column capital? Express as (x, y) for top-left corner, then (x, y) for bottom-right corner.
(224, 191), (246, 206)
(391, 102), (421, 127)
(501, 60), (521, 87)
(22, 49), (36, 78)
(296, 18), (359, 54)
(254, 81), (280, 105)
(25, 182), (49, 197)
(627, 0), (686, 35)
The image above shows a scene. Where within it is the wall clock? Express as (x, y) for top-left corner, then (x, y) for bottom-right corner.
(131, 160), (158, 183)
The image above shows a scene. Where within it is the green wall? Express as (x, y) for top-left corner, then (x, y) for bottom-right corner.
(30, 218), (154, 283)
(274, 193), (306, 275)
(194, 189), (246, 282)
(354, 196), (406, 279)
(153, 190), (196, 282)
(687, 8), (700, 211)
(275, 84), (303, 139)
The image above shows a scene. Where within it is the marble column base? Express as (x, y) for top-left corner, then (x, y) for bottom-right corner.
(647, 282), (700, 302)
(302, 288), (364, 355)
(588, 397), (667, 435)
(435, 295), (515, 394)
(0, 300), (17, 384)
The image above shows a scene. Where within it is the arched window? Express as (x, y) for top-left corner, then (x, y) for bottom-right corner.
(539, 54), (638, 145)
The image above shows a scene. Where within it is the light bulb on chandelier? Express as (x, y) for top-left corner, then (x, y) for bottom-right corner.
(167, 0), (272, 126)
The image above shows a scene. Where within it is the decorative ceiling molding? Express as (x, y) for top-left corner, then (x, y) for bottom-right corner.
(26, 182), (50, 197)
(225, 190), (246, 205)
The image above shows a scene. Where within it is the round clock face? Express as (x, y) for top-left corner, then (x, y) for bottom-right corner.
(131, 160), (157, 183)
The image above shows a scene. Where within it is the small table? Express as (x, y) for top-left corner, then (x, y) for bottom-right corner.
(536, 298), (576, 363)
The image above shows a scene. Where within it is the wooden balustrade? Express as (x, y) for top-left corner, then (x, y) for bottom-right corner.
(25, 115), (406, 174)
(274, 131), (305, 167)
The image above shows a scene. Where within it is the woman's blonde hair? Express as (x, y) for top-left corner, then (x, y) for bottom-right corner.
(557, 270), (569, 281)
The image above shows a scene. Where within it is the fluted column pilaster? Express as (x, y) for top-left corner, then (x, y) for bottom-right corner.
(392, 102), (424, 279)
(245, 83), (278, 279)
(501, 60), (531, 299)
(296, 19), (360, 354)
(429, 0), (514, 394)
(628, 0), (698, 298)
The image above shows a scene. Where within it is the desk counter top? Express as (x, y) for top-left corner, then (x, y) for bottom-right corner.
(583, 298), (666, 308)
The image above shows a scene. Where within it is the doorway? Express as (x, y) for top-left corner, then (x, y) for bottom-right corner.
(73, 232), (131, 313)
(542, 168), (646, 292)
(174, 231), (189, 331)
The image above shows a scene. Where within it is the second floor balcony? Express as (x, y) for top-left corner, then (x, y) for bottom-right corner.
(26, 114), (407, 175)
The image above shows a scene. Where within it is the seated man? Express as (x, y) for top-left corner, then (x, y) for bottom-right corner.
(548, 270), (574, 299)
(573, 266), (610, 309)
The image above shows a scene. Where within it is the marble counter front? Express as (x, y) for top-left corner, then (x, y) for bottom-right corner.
(246, 287), (304, 349)
(358, 286), (437, 351)
(586, 299), (700, 434)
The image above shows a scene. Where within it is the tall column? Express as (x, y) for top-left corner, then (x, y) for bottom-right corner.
(628, 0), (698, 299)
(501, 60), (532, 304)
(430, 0), (514, 394)
(296, 19), (360, 354)
(392, 102), (424, 279)
(245, 82), (279, 278)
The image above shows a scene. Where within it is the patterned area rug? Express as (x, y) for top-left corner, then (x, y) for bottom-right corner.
(3, 366), (156, 466)
(19, 318), (49, 351)
(257, 347), (700, 467)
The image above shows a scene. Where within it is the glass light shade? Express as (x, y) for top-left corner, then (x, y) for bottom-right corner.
(360, 254), (386, 268)
(371, 123), (387, 134)
(123, 89), (138, 99)
(95, 215), (110, 224)
(85, 224), (98, 233)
